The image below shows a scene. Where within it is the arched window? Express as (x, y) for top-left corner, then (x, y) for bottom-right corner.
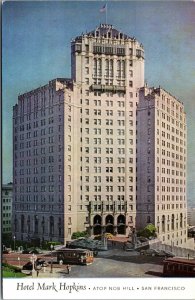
(93, 215), (102, 225)
(117, 214), (125, 225)
(105, 215), (114, 225)
(117, 215), (126, 234)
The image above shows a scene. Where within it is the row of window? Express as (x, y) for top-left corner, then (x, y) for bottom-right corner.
(2, 220), (11, 225)
(84, 119), (132, 126)
(85, 147), (128, 154)
(3, 206), (11, 210)
(159, 119), (185, 130)
(15, 195), (63, 203)
(156, 145), (186, 154)
(82, 109), (130, 117)
(3, 213), (11, 217)
(156, 195), (185, 202)
(16, 164), (63, 175)
(2, 198), (11, 202)
(158, 177), (185, 184)
(82, 137), (134, 146)
(82, 186), (133, 192)
(81, 166), (133, 173)
(82, 157), (132, 164)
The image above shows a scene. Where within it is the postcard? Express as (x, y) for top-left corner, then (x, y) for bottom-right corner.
(2, 1), (195, 299)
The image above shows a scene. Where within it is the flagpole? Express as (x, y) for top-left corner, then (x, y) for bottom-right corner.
(106, 3), (107, 24)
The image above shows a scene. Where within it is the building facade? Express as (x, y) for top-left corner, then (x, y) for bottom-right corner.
(12, 24), (188, 247)
(12, 24), (144, 243)
(136, 86), (187, 247)
(2, 183), (13, 234)
(71, 24), (144, 237)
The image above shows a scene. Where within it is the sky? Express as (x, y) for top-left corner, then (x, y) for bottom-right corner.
(2, 0), (195, 206)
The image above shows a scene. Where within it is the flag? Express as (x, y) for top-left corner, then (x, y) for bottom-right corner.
(100, 4), (107, 13)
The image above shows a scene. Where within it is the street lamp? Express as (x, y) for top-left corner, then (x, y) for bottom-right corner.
(102, 232), (108, 250)
(50, 244), (54, 273)
(13, 236), (16, 252)
(30, 253), (37, 277)
(18, 256), (21, 268)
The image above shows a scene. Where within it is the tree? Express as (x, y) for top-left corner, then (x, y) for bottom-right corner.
(137, 223), (157, 238)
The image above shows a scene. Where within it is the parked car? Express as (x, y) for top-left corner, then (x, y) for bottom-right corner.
(36, 259), (48, 267)
(125, 242), (134, 251)
(140, 249), (160, 256)
(22, 248), (42, 254)
(162, 250), (175, 258)
(137, 237), (149, 243)
(22, 262), (34, 270)
(3, 249), (10, 254)
(22, 259), (48, 270)
(156, 250), (168, 257)
(2, 247), (12, 254)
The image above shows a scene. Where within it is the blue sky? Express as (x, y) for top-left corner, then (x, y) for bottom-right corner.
(2, 1), (195, 205)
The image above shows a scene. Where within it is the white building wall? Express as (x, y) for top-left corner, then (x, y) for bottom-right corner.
(12, 79), (70, 243)
(188, 208), (195, 226)
(137, 86), (187, 247)
(71, 24), (144, 236)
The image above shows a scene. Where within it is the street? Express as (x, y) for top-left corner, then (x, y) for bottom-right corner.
(3, 248), (164, 278)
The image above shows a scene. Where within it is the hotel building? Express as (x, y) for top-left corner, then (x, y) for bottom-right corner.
(136, 86), (187, 246)
(12, 24), (144, 243)
(12, 24), (187, 247)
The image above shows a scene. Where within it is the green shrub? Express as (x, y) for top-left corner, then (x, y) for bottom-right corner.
(137, 224), (157, 238)
(2, 263), (21, 273)
(3, 270), (27, 278)
(2, 263), (27, 278)
(41, 241), (62, 250)
(71, 231), (88, 239)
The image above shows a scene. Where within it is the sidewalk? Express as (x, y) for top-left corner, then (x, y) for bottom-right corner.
(27, 265), (69, 278)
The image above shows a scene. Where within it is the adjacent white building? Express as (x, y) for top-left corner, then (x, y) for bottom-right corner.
(2, 183), (13, 234)
(137, 86), (187, 247)
(188, 207), (195, 226)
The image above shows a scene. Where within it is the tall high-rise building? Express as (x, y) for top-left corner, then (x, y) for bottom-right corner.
(12, 24), (145, 244)
(136, 86), (187, 247)
(12, 24), (188, 247)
